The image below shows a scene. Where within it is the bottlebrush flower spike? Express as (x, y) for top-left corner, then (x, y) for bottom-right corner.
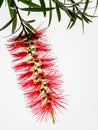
(7, 28), (66, 123)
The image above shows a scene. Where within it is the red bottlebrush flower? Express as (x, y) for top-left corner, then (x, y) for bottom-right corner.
(7, 28), (66, 123)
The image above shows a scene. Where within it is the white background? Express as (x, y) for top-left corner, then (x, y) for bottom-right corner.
(0, 1), (98, 130)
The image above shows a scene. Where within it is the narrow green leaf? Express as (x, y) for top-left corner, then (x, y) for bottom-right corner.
(83, 0), (90, 13)
(75, 14), (82, 21)
(67, 19), (72, 29)
(39, 0), (46, 16)
(7, 0), (12, 6)
(48, 0), (52, 26)
(55, 2), (61, 21)
(20, 7), (55, 12)
(25, 20), (36, 23)
(82, 20), (84, 33)
(7, 0), (15, 18)
(12, 15), (17, 33)
(93, 0), (98, 14)
(84, 13), (98, 18)
(67, 18), (76, 29)
(0, 15), (16, 31)
(27, 0), (32, 15)
(67, 9), (76, 20)
(24, 21), (35, 31)
(82, 14), (92, 23)
(18, 0), (41, 8)
(0, 0), (4, 7)
(70, 19), (76, 29)
(7, 0), (17, 33)
(96, 0), (98, 8)
(9, 8), (15, 18)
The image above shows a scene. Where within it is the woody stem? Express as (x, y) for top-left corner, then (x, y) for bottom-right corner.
(13, 0), (29, 39)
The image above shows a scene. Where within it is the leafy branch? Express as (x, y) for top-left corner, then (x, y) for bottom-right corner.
(0, 0), (55, 37)
(0, 0), (98, 34)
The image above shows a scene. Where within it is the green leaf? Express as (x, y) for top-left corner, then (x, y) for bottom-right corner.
(75, 15), (82, 21)
(0, 15), (16, 31)
(83, 0), (90, 13)
(27, 0), (32, 15)
(39, 0), (46, 16)
(84, 13), (98, 18)
(82, 20), (84, 33)
(48, 0), (52, 26)
(67, 18), (76, 29)
(82, 14), (92, 23)
(67, 9), (76, 20)
(7, 0), (15, 18)
(24, 21), (35, 31)
(12, 15), (17, 33)
(94, 0), (98, 14)
(7, 0), (17, 33)
(0, 0), (4, 7)
(20, 7), (55, 12)
(18, 0), (41, 8)
(25, 20), (36, 23)
(69, 19), (76, 29)
(55, 2), (61, 21)
(7, 0), (12, 6)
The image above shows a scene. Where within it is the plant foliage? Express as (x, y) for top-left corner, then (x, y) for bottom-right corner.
(0, 0), (98, 34)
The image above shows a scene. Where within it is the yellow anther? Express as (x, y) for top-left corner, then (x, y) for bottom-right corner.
(25, 45), (36, 54)
(27, 58), (34, 63)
